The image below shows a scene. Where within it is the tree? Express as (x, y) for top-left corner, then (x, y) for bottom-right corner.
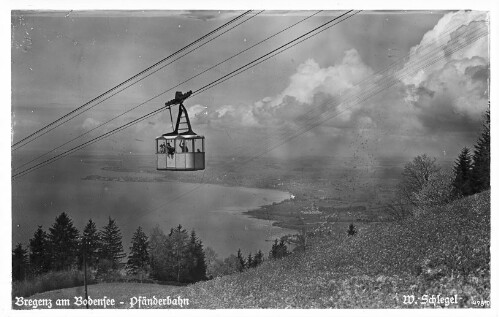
(281, 214), (308, 253)
(236, 249), (246, 272)
(48, 212), (80, 271)
(12, 243), (28, 281)
(149, 226), (168, 281)
(269, 239), (289, 260)
(247, 253), (254, 269)
(204, 246), (219, 279)
(126, 227), (150, 280)
(471, 109), (490, 193)
(347, 224), (357, 236)
(386, 195), (412, 221)
(99, 217), (126, 272)
(414, 170), (454, 212)
(167, 225), (190, 282)
(79, 219), (101, 270)
(214, 254), (239, 276)
(253, 250), (264, 267)
(29, 226), (51, 275)
(452, 147), (473, 197)
(399, 154), (440, 207)
(187, 230), (207, 282)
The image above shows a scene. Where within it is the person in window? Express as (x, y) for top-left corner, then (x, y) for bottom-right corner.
(166, 142), (175, 158)
(159, 143), (166, 154)
(180, 140), (189, 152)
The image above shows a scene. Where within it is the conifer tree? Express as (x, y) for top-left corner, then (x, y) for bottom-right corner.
(48, 212), (80, 271)
(236, 249), (246, 272)
(79, 219), (101, 269)
(149, 226), (168, 281)
(347, 223), (357, 236)
(29, 226), (51, 275)
(167, 225), (189, 282)
(452, 147), (473, 197)
(12, 243), (28, 281)
(247, 252), (254, 269)
(187, 230), (207, 282)
(269, 239), (289, 260)
(471, 109), (490, 193)
(254, 250), (264, 267)
(99, 217), (126, 271)
(126, 226), (150, 279)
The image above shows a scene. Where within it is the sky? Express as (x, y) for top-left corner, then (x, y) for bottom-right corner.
(11, 9), (490, 171)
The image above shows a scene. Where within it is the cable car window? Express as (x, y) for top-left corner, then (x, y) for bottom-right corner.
(194, 138), (203, 153)
(158, 139), (166, 154)
(178, 139), (190, 153)
(166, 140), (175, 157)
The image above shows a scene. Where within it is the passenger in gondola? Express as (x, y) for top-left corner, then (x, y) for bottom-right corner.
(159, 143), (166, 154)
(180, 141), (189, 152)
(166, 142), (175, 158)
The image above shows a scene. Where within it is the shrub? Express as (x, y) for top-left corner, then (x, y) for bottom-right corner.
(347, 224), (357, 236)
(12, 270), (94, 298)
(413, 170), (453, 214)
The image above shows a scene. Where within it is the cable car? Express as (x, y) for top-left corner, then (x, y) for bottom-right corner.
(156, 91), (205, 171)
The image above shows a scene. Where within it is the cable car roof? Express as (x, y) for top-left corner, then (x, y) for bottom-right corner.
(155, 133), (204, 140)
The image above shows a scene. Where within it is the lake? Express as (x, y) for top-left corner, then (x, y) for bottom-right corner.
(12, 154), (294, 258)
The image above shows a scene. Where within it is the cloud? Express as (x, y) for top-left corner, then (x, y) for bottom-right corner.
(122, 11), (490, 160)
(82, 117), (101, 130)
(188, 104), (208, 117)
(402, 10), (488, 98)
(400, 11), (489, 136)
(269, 49), (373, 108)
(204, 48), (374, 132)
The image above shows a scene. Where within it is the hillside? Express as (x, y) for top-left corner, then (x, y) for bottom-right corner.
(173, 191), (490, 308)
(20, 191), (490, 309)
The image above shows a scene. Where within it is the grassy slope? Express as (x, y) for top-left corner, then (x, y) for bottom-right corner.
(176, 191), (490, 308)
(23, 191), (490, 309)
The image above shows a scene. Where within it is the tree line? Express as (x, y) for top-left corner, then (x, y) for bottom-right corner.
(13, 213), (279, 284)
(12, 214), (210, 284)
(393, 109), (490, 217)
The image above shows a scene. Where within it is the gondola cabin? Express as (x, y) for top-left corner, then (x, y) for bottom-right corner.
(156, 134), (205, 171)
(156, 90), (205, 171)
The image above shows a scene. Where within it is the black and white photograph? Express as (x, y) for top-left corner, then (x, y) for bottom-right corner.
(6, 0), (496, 312)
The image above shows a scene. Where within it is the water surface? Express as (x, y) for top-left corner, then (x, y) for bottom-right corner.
(12, 155), (293, 258)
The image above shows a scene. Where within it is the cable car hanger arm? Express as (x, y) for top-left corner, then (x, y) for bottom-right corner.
(163, 90), (195, 135)
(164, 90), (193, 108)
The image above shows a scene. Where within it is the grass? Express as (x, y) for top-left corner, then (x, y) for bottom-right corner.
(18, 191), (490, 309)
(12, 270), (93, 299)
(176, 190), (490, 308)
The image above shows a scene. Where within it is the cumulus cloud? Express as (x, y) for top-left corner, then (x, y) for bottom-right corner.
(404, 10), (488, 89)
(402, 10), (488, 99)
(400, 10), (489, 136)
(203, 48), (374, 132)
(185, 11), (489, 160)
(273, 49), (373, 107)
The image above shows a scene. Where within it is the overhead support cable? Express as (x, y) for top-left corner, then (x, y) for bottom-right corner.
(12, 10), (257, 151)
(12, 10), (323, 172)
(12, 13), (487, 179)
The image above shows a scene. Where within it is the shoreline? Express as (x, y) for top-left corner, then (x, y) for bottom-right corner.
(81, 173), (299, 231)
